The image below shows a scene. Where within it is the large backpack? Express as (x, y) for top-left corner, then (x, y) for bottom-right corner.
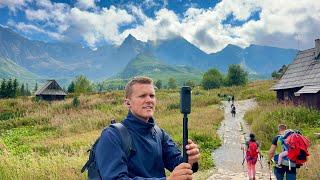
(246, 141), (259, 161)
(280, 130), (310, 166)
(81, 122), (163, 180)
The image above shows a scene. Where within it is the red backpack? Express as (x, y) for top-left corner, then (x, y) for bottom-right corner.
(284, 131), (310, 165)
(246, 141), (259, 159)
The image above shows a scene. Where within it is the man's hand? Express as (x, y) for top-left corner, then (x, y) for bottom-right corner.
(186, 139), (200, 166)
(167, 163), (193, 180)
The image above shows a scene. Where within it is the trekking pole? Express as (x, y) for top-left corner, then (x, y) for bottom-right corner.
(258, 154), (263, 169)
(180, 86), (191, 163)
(242, 147), (245, 166)
(268, 161), (272, 180)
(241, 147), (247, 177)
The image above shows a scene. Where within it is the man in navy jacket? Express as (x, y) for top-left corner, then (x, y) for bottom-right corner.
(96, 76), (200, 179)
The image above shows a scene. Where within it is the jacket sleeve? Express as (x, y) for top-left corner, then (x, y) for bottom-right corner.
(161, 130), (184, 172)
(95, 128), (166, 180)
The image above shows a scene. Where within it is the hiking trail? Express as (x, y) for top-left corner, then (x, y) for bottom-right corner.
(207, 99), (275, 180)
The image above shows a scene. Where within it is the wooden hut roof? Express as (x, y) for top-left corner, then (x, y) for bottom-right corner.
(272, 47), (320, 90)
(35, 80), (67, 96)
(295, 85), (320, 94)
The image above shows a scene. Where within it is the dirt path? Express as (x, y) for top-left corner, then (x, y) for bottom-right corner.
(207, 99), (274, 180)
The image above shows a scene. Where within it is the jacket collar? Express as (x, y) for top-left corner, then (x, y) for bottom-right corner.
(123, 111), (155, 134)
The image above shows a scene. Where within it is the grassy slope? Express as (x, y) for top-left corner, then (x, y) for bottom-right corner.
(116, 54), (202, 84)
(0, 57), (39, 80)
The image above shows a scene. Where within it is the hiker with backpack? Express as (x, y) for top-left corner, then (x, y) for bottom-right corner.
(268, 124), (310, 180)
(276, 129), (293, 167)
(231, 104), (236, 117)
(243, 133), (261, 180)
(84, 76), (200, 180)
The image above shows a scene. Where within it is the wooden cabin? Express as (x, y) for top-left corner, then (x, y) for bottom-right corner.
(271, 39), (320, 110)
(35, 80), (67, 101)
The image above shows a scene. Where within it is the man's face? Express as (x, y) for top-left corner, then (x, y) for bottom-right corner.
(126, 83), (156, 122)
(279, 129), (285, 135)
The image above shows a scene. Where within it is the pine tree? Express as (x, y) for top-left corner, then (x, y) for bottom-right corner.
(6, 79), (13, 98)
(97, 83), (104, 92)
(20, 84), (25, 96)
(0, 79), (6, 98)
(155, 80), (162, 89)
(13, 78), (19, 98)
(34, 82), (38, 93)
(67, 81), (75, 93)
(26, 83), (31, 96)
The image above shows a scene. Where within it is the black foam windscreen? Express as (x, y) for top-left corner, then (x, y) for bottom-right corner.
(180, 86), (191, 114)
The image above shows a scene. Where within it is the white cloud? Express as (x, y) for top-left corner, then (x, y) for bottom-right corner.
(75, 0), (96, 10)
(122, 8), (181, 42)
(118, 0), (261, 53)
(163, 0), (168, 8)
(8, 21), (64, 40)
(4, 1), (134, 47)
(214, 0), (260, 21)
(231, 0), (320, 50)
(0, 0), (31, 13)
(25, 9), (50, 21)
(24, 1), (70, 34)
(2, 0), (320, 52)
(116, 0), (320, 53)
(129, 5), (148, 22)
(142, 0), (160, 9)
(68, 6), (134, 47)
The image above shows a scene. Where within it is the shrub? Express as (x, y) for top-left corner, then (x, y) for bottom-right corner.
(72, 97), (80, 107)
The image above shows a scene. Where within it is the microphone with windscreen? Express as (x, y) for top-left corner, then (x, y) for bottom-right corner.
(180, 86), (191, 163)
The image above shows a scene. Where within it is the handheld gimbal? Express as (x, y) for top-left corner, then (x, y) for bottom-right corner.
(180, 86), (191, 163)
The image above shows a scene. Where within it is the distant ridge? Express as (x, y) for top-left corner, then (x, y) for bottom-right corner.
(0, 26), (298, 84)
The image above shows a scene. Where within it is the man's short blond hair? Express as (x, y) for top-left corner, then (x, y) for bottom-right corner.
(278, 124), (287, 131)
(125, 76), (154, 98)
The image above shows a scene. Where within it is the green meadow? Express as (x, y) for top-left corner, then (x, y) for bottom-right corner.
(0, 80), (319, 179)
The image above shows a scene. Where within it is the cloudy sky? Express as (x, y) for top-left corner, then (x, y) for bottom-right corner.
(0, 0), (319, 53)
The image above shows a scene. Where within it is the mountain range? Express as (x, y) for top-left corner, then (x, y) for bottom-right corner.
(0, 26), (298, 86)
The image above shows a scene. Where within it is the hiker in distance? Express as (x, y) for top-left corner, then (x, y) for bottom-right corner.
(268, 124), (297, 180)
(95, 76), (200, 179)
(231, 103), (236, 117)
(243, 133), (261, 180)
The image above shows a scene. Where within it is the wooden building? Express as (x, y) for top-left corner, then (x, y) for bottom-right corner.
(271, 39), (320, 110)
(35, 80), (67, 101)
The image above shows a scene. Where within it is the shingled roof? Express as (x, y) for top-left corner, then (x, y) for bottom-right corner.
(272, 39), (320, 90)
(35, 80), (67, 96)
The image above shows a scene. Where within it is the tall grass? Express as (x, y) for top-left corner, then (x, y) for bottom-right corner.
(244, 102), (320, 179)
(0, 89), (223, 179)
(211, 80), (276, 102)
